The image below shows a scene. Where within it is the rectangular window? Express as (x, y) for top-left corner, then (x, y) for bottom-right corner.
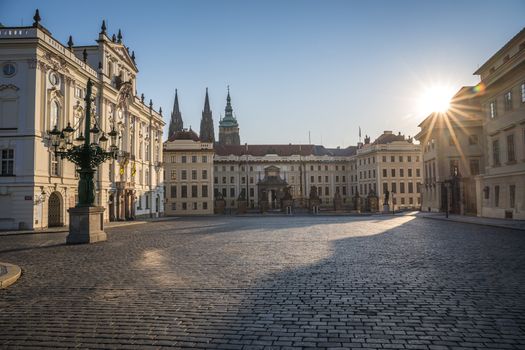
(489, 101), (497, 119)
(50, 152), (60, 176)
(416, 168), (421, 177)
(400, 169), (404, 177)
(391, 182), (397, 193)
(182, 202), (187, 210)
(171, 203), (177, 210)
(170, 185), (177, 198)
(202, 155), (207, 163)
(510, 185), (516, 209)
(399, 156), (403, 162)
(416, 182), (421, 193)
(250, 177), (254, 184)
(325, 187), (329, 196)
(202, 185), (208, 198)
(221, 188), (226, 197)
(469, 159), (480, 176)
(492, 140), (500, 166)
(521, 83), (525, 103)
(230, 176), (235, 184)
(408, 156), (412, 162)
(494, 185), (500, 207)
(203, 202), (208, 210)
(391, 169), (396, 177)
(408, 182), (413, 193)
(325, 176), (329, 182)
(383, 182), (388, 193)
(230, 188), (235, 198)
(408, 168), (412, 177)
(222, 177), (226, 184)
(504, 91), (512, 111)
(400, 182), (405, 193)
(145, 194), (150, 209)
(401, 197), (405, 205)
(241, 176), (246, 184)
(382, 169), (387, 177)
(342, 176), (346, 182)
(310, 175), (314, 183)
(202, 170), (208, 180)
(1, 149), (14, 176)
(249, 188), (254, 197)
(214, 177), (218, 184)
(391, 156), (395, 162)
(191, 170), (197, 180)
(181, 185), (187, 198)
(170, 170), (177, 180)
(507, 134), (516, 163)
(191, 185), (198, 198)
(181, 156), (187, 163)
(193, 202), (197, 210)
(318, 175), (322, 182)
(468, 134), (479, 145)
(342, 186), (347, 195)
(382, 156), (386, 162)
(335, 175), (339, 182)
(192, 155), (197, 163)
(181, 170), (187, 180)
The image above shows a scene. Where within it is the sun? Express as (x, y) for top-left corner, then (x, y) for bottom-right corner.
(417, 85), (456, 116)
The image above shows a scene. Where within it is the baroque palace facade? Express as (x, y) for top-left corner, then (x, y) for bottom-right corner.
(164, 88), (422, 214)
(417, 28), (525, 220)
(0, 11), (164, 230)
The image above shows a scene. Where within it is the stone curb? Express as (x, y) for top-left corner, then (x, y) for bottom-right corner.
(419, 215), (525, 232)
(0, 262), (21, 289)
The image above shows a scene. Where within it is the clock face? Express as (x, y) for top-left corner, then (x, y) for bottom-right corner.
(49, 72), (60, 86)
(2, 63), (16, 76)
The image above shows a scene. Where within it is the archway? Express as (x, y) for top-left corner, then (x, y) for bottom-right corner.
(48, 192), (63, 227)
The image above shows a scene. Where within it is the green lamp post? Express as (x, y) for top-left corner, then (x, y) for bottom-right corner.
(48, 78), (119, 243)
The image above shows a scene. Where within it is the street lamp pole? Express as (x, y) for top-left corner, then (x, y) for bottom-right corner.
(48, 78), (119, 244)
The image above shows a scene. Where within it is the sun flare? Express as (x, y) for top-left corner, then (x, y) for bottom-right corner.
(417, 85), (456, 116)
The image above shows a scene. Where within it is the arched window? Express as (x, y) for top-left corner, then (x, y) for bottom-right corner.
(50, 101), (60, 129)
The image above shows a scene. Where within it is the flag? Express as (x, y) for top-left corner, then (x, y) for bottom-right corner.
(359, 126), (361, 139)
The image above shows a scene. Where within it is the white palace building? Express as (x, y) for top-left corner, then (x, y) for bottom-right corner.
(0, 11), (165, 230)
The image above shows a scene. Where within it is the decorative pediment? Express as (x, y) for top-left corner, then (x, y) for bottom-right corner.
(107, 42), (137, 72)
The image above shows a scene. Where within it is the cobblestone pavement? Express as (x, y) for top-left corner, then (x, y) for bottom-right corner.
(0, 214), (524, 349)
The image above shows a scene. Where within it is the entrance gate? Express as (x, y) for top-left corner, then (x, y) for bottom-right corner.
(48, 192), (62, 227)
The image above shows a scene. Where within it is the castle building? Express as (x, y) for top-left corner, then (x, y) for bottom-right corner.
(356, 131), (423, 210)
(0, 11), (164, 230)
(218, 88), (240, 145)
(163, 129), (214, 215)
(474, 28), (525, 220)
(416, 87), (484, 215)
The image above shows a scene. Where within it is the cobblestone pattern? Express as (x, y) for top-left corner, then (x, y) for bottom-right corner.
(0, 215), (524, 349)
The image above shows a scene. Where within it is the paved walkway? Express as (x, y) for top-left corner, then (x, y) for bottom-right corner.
(1, 215), (524, 349)
(416, 211), (525, 231)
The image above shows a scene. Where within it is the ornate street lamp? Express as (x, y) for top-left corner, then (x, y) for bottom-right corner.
(48, 78), (119, 244)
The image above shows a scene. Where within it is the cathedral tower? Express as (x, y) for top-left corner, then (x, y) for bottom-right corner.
(199, 88), (215, 143)
(168, 89), (183, 140)
(218, 86), (240, 145)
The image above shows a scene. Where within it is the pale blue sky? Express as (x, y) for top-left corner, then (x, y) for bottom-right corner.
(1, 0), (524, 146)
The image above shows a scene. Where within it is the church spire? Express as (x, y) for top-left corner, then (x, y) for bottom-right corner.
(199, 88), (215, 143)
(218, 86), (240, 145)
(168, 89), (183, 140)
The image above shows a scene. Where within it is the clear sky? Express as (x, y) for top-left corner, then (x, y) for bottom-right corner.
(1, 0), (524, 146)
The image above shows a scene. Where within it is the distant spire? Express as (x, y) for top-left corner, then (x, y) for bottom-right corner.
(199, 88), (215, 143)
(204, 87), (210, 112)
(218, 86), (240, 145)
(100, 20), (107, 35)
(32, 9), (41, 27)
(168, 89), (183, 140)
(117, 29), (122, 43)
(67, 35), (74, 50)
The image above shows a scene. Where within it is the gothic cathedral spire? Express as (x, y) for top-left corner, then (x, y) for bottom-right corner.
(168, 89), (183, 140)
(199, 88), (215, 143)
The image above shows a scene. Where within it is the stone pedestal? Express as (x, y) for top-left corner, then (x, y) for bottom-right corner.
(67, 206), (106, 244)
(237, 200), (247, 214)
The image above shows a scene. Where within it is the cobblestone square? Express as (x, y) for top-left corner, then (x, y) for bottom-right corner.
(1, 214), (524, 349)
